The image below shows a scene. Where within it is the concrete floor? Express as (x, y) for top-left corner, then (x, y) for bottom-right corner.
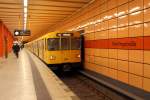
(0, 50), (37, 100)
(0, 50), (79, 100)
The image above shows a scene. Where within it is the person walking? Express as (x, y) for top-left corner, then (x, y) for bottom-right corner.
(12, 43), (20, 58)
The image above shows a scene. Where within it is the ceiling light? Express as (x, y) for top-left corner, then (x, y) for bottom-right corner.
(24, 7), (27, 13)
(24, 0), (28, 7)
(23, 0), (28, 30)
(24, 14), (27, 18)
(24, 18), (27, 21)
(24, 25), (26, 30)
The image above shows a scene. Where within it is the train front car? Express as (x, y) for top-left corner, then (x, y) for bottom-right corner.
(46, 32), (81, 71)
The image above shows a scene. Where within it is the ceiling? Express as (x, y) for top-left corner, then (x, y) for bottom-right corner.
(0, 0), (92, 41)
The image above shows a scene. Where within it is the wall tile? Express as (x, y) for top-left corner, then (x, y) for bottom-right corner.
(143, 78), (150, 92)
(118, 71), (129, 84)
(129, 11), (143, 25)
(129, 62), (143, 76)
(144, 22), (150, 36)
(129, 50), (144, 63)
(109, 18), (117, 29)
(144, 64), (150, 78)
(99, 30), (108, 39)
(118, 49), (128, 60)
(101, 21), (108, 30)
(108, 8), (117, 19)
(108, 69), (118, 79)
(129, 74), (143, 89)
(100, 2), (107, 13)
(108, 0), (118, 10)
(109, 59), (118, 69)
(118, 15), (129, 27)
(109, 49), (118, 58)
(101, 66), (109, 76)
(100, 58), (109, 67)
(118, 0), (128, 6)
(118, 26), (129, 38)
(100, 49), (109, 57)
(129, 0), (143, 13)
(144, 0), (150, 9)
(129, 24), (143, 37)
(95, 31), (100, 40)
(109, 28), (118, 38)
(144, 51), (150, 64)
(118, 3), (129, 17)
(118, 60), (129, 72)
(144, 8), (150, 22)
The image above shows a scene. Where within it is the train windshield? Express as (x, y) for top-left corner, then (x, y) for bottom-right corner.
(61, 38), (70, 50)
(47, 38), (59, 51)
(47, 37), (80, 51)
(71, 38), (80, 50)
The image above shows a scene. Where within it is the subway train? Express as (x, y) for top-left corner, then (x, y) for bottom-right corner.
(25, 31), (81, 71)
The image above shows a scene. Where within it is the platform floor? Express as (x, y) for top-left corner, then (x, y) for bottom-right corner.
(0, 50), (37, 100)
(0, 49), (78, 100)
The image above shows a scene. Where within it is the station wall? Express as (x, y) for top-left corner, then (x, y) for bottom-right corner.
(0, 21), (13, 57)
(51, 0), (150, 92)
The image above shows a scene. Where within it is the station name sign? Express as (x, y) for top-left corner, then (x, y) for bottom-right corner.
(14, 29), (31, 36)
(112, 41), (136, 46)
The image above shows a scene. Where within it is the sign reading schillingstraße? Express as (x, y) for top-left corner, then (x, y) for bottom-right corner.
(14, 29), (31, 36)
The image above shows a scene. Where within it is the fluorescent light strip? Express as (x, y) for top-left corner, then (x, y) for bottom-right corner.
(23, 0), (28, 30)
(24, 7), (27, 13)
(24, 0), (28, 7)
(24, 14), (27, 18)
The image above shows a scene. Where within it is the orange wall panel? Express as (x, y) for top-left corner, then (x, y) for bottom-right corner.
(0, 22), (13, 57)
(0, 23), (3, 57)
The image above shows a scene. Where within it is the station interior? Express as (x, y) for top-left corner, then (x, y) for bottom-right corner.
(0, 0), (150, 100)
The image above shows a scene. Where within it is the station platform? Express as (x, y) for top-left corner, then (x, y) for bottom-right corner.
(0, 49), (79, 100)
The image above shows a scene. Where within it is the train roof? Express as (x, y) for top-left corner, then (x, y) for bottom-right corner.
(26, 31), (80, 45)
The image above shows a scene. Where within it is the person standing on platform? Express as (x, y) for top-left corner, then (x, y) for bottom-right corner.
(12, 43), (20, 58)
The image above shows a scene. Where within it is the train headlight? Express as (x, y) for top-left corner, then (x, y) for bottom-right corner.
(77, 54), (80, 58)
(50, 56), (56, 60)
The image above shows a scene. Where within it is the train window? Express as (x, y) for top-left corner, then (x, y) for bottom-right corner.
(71, 38), (80, 50)
(61, 38), (70, 50)
(47, 38), (59, 51)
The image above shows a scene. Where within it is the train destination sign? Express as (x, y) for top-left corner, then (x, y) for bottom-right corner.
(14, 29), (31, 36)
(57, 33), (73, 37)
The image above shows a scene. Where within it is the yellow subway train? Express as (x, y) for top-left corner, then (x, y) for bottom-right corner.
(25, 31), (81, 71)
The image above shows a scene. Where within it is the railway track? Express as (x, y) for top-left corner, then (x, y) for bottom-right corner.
(59, 72), (109, 100)
(56, 70), (131, 100)
(56, 71), (117, 100)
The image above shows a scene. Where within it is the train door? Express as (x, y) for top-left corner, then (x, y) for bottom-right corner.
(61, 36), (71, 64)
